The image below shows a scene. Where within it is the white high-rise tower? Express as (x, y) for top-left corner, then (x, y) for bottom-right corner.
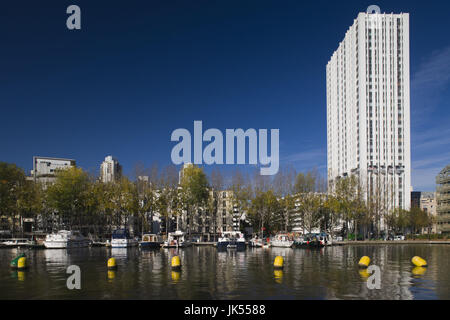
(100, 155), (122, 183)
(326, 11), (411, 220)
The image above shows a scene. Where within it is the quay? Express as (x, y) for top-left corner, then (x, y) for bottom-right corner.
(193, 242), (216, 246)
(333, 240), (450, 245)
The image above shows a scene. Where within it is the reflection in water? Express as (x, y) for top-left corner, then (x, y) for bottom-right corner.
(0, 245), (449, 299)
(171, 271), (181, 282)
(111, 248), (128, 259)
(412, 266), (427, 277)
(359, 268), (370, 279)
(44, 249), (70, 265)
(107, 270), (116, 281)
(274, 270), (283, 284)
(17, 271), (26, 282)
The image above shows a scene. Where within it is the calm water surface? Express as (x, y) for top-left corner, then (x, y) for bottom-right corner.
(1, 245), (449, 299)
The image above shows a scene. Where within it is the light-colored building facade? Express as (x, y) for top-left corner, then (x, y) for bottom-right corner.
(436, 165), (450, 234)
(100, 155), (122, 183)
(31, 156), (76, 185)
(326, 11), (412, 226)
(420, 192), (437, 234)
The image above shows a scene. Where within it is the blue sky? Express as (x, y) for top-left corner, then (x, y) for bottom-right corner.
(1, 0), (450, 191)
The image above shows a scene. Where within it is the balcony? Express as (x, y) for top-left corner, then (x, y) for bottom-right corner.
(437, 205), (450, 214)
(437, 184), (450, 194)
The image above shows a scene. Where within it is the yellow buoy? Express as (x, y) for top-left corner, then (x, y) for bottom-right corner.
(412, 266), (427, 276)
(107, 257), (117, 270)
(358, 256), (370, 268)
(171, 256), (181, 270)
(171, 271), (181, 282)
(274, 256), (284, 269)
(17, 257), (27, 270)
(411, 256), (427, 267)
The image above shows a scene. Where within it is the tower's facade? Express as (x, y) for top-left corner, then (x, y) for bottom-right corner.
(327, 12), (411, 219)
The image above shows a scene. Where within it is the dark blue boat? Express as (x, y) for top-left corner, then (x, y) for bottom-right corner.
(139, 234), (163, 249)
(216, 231), (246, 251)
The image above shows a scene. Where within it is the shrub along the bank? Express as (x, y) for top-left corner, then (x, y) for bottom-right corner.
(406, 234), (449, 240)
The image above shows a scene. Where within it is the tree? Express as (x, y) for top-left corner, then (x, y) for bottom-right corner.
(248, 190), (280, 237)
(0, 162), (27, 235)
(408, 207), (431, 234)
(208, 168), (224, 241)
(17, 180), (44, 235)
(296, 192), (321, 234)
(116, 177), (139, 233)
(179, 165), (209, 237)
(46, 167), (90, 231)
(230, 169), (253, 225)
(157, 165), (180, 236)
(292, 169), (325, 235)
(134, 163), (159, 234)
(273, 165), (297, 232)
(322, 194), (342, 238)
(331, 175), (366, 240)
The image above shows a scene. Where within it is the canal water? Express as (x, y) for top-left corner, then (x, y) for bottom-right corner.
(1, 245), (449, 299)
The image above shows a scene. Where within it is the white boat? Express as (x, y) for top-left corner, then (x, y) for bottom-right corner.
(44, 230), (90, 249)
(217, 231), (246, 250)
(162, 230), (192, 248)
(318, 233), (333, 246)
(2, 238), (36, 247)
(111, 229), (138, 248)
(270, 233), (294, 248)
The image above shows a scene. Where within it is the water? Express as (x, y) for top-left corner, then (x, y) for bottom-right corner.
(1, 245), (449, 300)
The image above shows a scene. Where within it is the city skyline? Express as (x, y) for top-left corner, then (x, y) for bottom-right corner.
(1, 1), (450, 191)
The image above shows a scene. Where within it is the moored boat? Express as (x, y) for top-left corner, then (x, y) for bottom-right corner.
(139, 233), (163, 249)
(44, 230), (90, 249)
(111, 229), (138, 248)
(162, 230), (192, 248)
(249, 237), (263, 248)
(2, 238), (36, 248)
(270, 233), (294, 248)
(217, 231), (246, 251)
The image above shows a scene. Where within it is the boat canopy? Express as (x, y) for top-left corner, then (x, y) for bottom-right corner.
(112, 229), (131, 239)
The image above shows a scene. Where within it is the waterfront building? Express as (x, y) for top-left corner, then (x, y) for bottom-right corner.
(291, 193), (338, 235)
(31, 156), (76, 185)
(100, 155), (122, 183)
(420, 192), (437, 234)
(326, 10), (412, 230)
(436, 165), (450, 234)
(178, 163), (194, 184)
(216, 190), (241, 233)
(175, 165), (246, 240)
(411, 191), (421, 208)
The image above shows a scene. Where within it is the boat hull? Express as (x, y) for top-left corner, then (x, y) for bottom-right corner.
(162, 242), (192, 248)
(111, 240), (138, 248)
(270, 241), (294, 248)
(139, 242), (162, 249)
(44, 240), (90, 249)
(217, 241), (246, 251)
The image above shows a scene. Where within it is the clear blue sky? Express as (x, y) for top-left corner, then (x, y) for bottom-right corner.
(1, 0), (449, 191)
